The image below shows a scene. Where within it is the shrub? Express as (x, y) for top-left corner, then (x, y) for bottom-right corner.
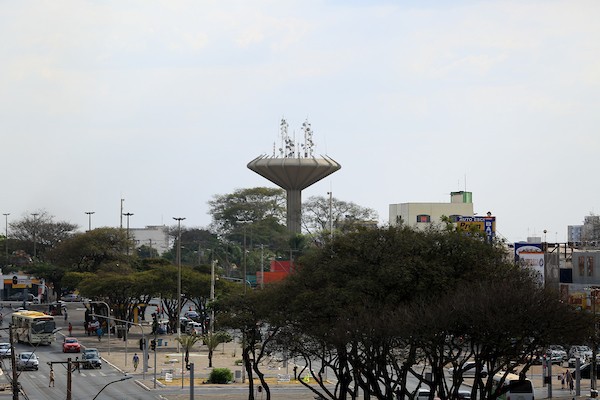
(208, 368), (233, 384)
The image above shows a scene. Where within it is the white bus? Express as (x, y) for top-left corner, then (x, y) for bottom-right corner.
(492, 372), (534, 400)
(11, 310), (56, 345)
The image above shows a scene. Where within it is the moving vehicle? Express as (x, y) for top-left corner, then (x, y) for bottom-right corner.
(447, 361), (488, 378)
(11, 310), (56, 345)
(82, 348), (102, 369)
(16, 352), (39, 371)
(0, 343), (11, 358)
(61, 293), (81, 302)
(492, 373), (534, 400)
(7, 292), (34, 302)
(62, 337), (81, 353)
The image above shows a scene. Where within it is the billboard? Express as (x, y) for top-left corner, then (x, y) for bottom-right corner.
(456, 216), (496, 242)
(514, 242), (544, 285)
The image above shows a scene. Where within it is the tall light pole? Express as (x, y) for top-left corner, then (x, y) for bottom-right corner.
(239, 221), (251, 293)
(123, 213), (133, 255)
(31, 213), (39, 259)
(3, 213), (8, 265)
(173, 217), (185, 345)
(85, 211), (95, 232)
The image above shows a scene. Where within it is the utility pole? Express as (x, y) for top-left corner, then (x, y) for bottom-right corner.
(10, 326), (18, 400)
(85, 211), (95, 232)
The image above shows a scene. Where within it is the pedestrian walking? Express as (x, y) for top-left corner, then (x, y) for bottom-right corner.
(567, 370), (574, 393)
(133, 353), (139, 371)
(559, 372), (565, 389)
(96, 327), (103, 341)
(68, 322), (72, 336)
(64, 310), (68, 321)
(49, 368), (55, 387)
(75, 357), (80, 373)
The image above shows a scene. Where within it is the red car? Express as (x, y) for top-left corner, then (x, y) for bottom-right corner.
(62, 337), (81, 353)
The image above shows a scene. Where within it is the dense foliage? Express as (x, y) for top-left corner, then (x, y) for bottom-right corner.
(217, 225), (592, 400)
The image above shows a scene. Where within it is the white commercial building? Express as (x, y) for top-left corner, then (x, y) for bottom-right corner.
(389, 191), (475, 229)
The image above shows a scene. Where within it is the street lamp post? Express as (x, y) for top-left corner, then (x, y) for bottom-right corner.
(173, 218), (185, 342)
(123, 212), (133, 255)
(87, 301), (112, 355)
(85, 211), (95, 232)
(31, 213), (39, 259)
(92, 376), (132, 400)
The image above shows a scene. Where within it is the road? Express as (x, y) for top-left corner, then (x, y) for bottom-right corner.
(0, 302), (162, 400)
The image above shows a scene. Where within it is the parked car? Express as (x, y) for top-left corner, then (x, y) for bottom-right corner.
(184, 310), (201, 321)
(82, 348), (102, 369)
(447, 361), (488, 378)
(16, 352), (39, 371)
(62, 337), (81, 353)
(185, 322), (202, 335)
(416, 388), (434, 400)
(569, 345), (592, 360)
(576, 362), (600, 379)
(61, 293), (81, 302)
(0, 343), (11, 358)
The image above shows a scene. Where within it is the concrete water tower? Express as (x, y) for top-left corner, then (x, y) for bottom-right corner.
(248, 119), (341, 234)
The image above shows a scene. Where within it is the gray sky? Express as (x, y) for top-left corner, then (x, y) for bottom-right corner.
(1, 1), (598, 243)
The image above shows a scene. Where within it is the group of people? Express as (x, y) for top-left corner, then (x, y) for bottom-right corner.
(559, 369), (575, 393)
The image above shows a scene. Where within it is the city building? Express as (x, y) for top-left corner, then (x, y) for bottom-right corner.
(129, 225), (170, 255)
(389, 191), (475, 229)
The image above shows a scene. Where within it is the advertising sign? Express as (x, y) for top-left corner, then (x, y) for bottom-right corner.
(514, 242), (544, 285)
(456, 216), (496, 242)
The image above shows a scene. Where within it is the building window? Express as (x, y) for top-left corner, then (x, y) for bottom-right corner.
(588, 256), (595, 277)
(416, 214), (431, 223)
(579, 256), (585, 276)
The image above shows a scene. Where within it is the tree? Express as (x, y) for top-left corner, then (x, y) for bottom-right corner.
(270, 225), (591, 400)
(9, 210), (78, 260)
(208, 187), (286, 239)
(202, 331), (232, 368)
(301, 195), (378, 235)
(217, 287), (286, 400)
(45, 228), (131, 273)
(175, 334), (203, 371)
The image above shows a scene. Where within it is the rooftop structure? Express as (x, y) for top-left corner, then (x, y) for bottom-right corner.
(248, 119), (341, 234)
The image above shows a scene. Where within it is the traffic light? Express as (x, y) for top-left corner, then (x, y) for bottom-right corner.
(150, 339), (156, 351)
(139, 338), (145, 351)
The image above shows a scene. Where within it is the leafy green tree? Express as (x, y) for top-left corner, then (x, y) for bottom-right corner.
(46, 228), (131, 273)
(301, 195), (378, 235)
(270, 226), (590, 400)
(9, 210), (78, 260)
(208, 187), (286, 236)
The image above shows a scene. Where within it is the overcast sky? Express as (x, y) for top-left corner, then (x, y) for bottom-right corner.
(1, 1), (598, 243)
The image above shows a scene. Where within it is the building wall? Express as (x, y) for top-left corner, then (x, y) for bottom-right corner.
(130, 225), (170, 255)
(570, 250), (600, 286)
(568, 225), (583, 242)
(389, 201), (474, 229)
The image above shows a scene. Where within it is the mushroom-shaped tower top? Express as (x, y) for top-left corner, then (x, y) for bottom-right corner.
(247, 119), (341, 234)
